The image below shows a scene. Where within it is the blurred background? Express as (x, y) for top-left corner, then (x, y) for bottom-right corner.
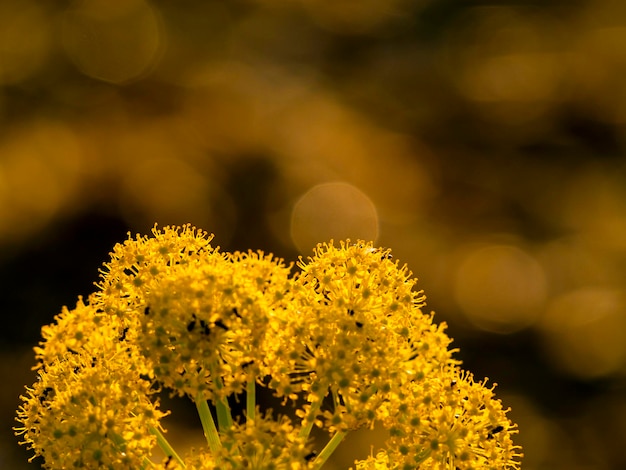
(2, 0), (626, 468)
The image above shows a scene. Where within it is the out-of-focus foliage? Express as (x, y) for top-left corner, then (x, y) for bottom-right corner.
(1, 0), (626, 468)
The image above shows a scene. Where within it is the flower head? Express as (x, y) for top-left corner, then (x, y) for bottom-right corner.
(381, 367), (523, 470)
(16, 326), (166, 469)
(94, 224), (217, 321)
(268, 241), (458, 432)
(137, 248), (292, 400)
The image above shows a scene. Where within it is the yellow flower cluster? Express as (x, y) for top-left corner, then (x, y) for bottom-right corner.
(15, 225), (522, 469)
(267, 242), (458, 433)
(162, 411), (314, 470)
(16, 299), (165, 468)
(382, 369), (522, 469)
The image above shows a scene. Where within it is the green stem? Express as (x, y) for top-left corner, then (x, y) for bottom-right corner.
(246, 377), (256, 423)
(209, 363), (234, 430)
(215, 395), (233, 431)
(194, 392), (222, 454)
(311, 431), (348, 470)
(150, 426), (186, 468)
(108, 431), (127, 452)
(141, 457), (155, 469)
(298, 398), (323, 440)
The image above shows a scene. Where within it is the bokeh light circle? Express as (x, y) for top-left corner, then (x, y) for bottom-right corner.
(0, 0), (51, 85)
(61, 0), (164, 84)
(0, 121), (83, 243)
(538, 288), (626, 380)
(453, 244), (547, 334)
(290, 182), (378, 253)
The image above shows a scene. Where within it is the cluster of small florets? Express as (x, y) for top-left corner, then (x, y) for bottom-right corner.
(15, 224), (522, 469)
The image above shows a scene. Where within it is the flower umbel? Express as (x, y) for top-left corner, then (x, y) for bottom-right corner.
(15, 301), (166, 468)
(15, 225), (522, 469)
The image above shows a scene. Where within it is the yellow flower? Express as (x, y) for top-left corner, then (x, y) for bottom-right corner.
(94, 223), (217, 320)
(382, 367), (523, 469)
(136, 248), (292, 401)
(94, 225), (294, 402)
(16, 225), (523, 470)
(268, 241), (458, 433)
(15, 331), (166, 469)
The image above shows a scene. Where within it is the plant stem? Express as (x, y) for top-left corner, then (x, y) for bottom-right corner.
(150, 426), (186, 468)
(215, 395), (233, 431)
(194, 393), (222, 454)
(298, 399), (322, 440)
(312, 431), (348, 470)
(209, 363), (233, 430)
(246, 377), (256, 423)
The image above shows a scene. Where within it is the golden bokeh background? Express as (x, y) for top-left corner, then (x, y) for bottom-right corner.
(2, 0), (626, 468)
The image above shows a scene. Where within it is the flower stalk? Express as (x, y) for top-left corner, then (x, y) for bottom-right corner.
(313, 431), (348, 470)
(150, 426), (186, 468)
(195, 393), (222, 455)
(246, 378), (256, 424)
